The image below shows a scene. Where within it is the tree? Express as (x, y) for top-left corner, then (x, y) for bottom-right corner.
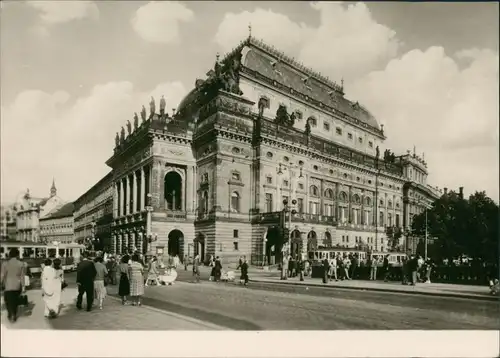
(412, 190), (499, 263)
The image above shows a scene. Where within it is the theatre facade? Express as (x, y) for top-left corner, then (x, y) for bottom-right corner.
(105, 35), (440, 264)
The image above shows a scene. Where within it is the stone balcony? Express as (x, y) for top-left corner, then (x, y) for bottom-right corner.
(256, 212), (337, 226)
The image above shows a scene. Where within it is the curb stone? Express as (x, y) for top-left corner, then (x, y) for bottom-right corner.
(250, 278), (499, 302)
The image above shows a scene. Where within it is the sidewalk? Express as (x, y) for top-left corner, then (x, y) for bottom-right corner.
(250, 276), (499, 301)
(1, 287), (225, 331)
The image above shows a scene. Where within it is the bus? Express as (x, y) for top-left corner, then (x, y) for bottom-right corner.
(0, 241), (85, 273)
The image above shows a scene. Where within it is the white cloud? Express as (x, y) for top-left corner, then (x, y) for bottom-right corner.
(215, 9), (311, 54)
(131, 1), (194, 44)
(214, 2), (499, 200)
(214, 2), (400, 80)
(0, 82), (187, 203)
(348, 47), (499, 200)
(27, 1), (99, 25)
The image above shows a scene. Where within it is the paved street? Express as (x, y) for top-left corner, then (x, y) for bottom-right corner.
(18, 269), (498, 330)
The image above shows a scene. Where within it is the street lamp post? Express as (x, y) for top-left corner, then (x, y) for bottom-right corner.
(145, 193), (154, 255)
(277, 163), (302, 279)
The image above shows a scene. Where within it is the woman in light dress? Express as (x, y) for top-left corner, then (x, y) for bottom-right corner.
(41, 258), (63, 319)
(128, 254), (145, 306)
(93, 256), (108, 310)
(146, 256), (160, 286)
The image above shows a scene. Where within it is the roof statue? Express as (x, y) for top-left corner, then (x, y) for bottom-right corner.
(220, 51), (243, 95)
(115, 132), (120, 147)
(126, 119), (132, 135)
(149, 97), (156, 118)
(120, 126), (125, 143)
(159, 95), (166, 116)
(140, 105), (147, 122)
(133, 112), (139, 130)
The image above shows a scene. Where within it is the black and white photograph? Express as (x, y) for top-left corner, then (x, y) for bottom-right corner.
(1, 1), (498, 357)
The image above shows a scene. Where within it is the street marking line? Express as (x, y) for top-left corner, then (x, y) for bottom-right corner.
(106, 296), (228, 330)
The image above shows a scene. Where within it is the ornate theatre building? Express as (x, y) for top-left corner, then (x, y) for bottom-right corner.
(106, 35), (440, 264)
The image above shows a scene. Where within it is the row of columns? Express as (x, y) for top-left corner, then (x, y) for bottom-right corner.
(114, 165), (150, 218)
(112, 231), (144, 255)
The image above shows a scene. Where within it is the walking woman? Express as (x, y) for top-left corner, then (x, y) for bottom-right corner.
(93, 256), (108, 310)
(214, 256), (222, 282)
(118, 255), (130, 305)
(128, 254), (145, 306)
(240, 256), (249, 286)
(42, 258), (62, 319)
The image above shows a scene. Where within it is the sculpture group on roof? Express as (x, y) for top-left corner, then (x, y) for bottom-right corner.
(114, 95), (170, 148)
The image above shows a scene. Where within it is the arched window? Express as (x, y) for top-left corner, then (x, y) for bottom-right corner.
(164, 171), (183, 211)
(339, 191), (348, 202)
(310, 185), (319, 196)
(388, 200), (393, 209)
(365, 197), (371, 206)
(323, 231), (332, 248)
(324, 188), (334, 199)
(353, 194), (361, 204)
(231, 192), (240, 213)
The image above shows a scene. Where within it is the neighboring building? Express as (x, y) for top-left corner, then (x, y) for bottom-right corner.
(102, 35), (439, 264)
(39, 202), (75, 244)
(15, 180), (65, 242)
(0, 204), (16, 240)
(73, 173), (113, 251)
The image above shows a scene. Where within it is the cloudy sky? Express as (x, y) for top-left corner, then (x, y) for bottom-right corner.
(1, 1), (498, 203)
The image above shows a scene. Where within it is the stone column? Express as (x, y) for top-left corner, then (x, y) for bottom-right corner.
(186, 167), (194, 212)
(113, 183), (117, 218)
(140, 166), (146, 211)
(118, 179), (125, 216)
(125, 175), (130, 215)
(133, 171), (138, 214)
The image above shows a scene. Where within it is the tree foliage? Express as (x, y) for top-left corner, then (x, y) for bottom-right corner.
(411, 190), (499, 263)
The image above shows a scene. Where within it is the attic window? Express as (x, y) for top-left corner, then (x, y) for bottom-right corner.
(294, 110), (303, 120)
(336, 127), (342, 135)
(323, 122), (330, 131)
(347, 133), (353, 140)
(368, 141), (373, 148)
(358, 137), (363, 144)
(259, 96), (270, 109)
(308, 117), (317, 127)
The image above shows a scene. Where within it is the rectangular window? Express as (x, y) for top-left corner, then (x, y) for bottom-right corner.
(309, 201), (319, 215)
(283, 180), (289, 187)
(298, 183), (304, 190)
(396, 214), (400, 228)
(266, 176), (272, 184)
(358, 137), (363, 143)
(346, 236), (349, 242)
(232, 172), (241, 181)
(369, 141), (373, 148)
(323, 122), (330, 131)
(336, 127), (342, 135)
(233, 241), (239, 250)
(265, 193), (273, 212)
(260, 96), (270, 109)
(348, 133), (353, 140)
(297, 198), (304, 213)
(342, 235), (345, 242)
(379, 212), (384, 227)
(233, 229), (239, 238)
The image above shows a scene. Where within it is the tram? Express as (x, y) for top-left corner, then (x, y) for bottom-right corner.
(0, 241), (85, 273)
(308, 248), (368, 262)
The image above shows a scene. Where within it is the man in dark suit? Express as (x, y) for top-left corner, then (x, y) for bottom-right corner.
(1, 248), (26, 323)
(76, 252), (97, 311)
